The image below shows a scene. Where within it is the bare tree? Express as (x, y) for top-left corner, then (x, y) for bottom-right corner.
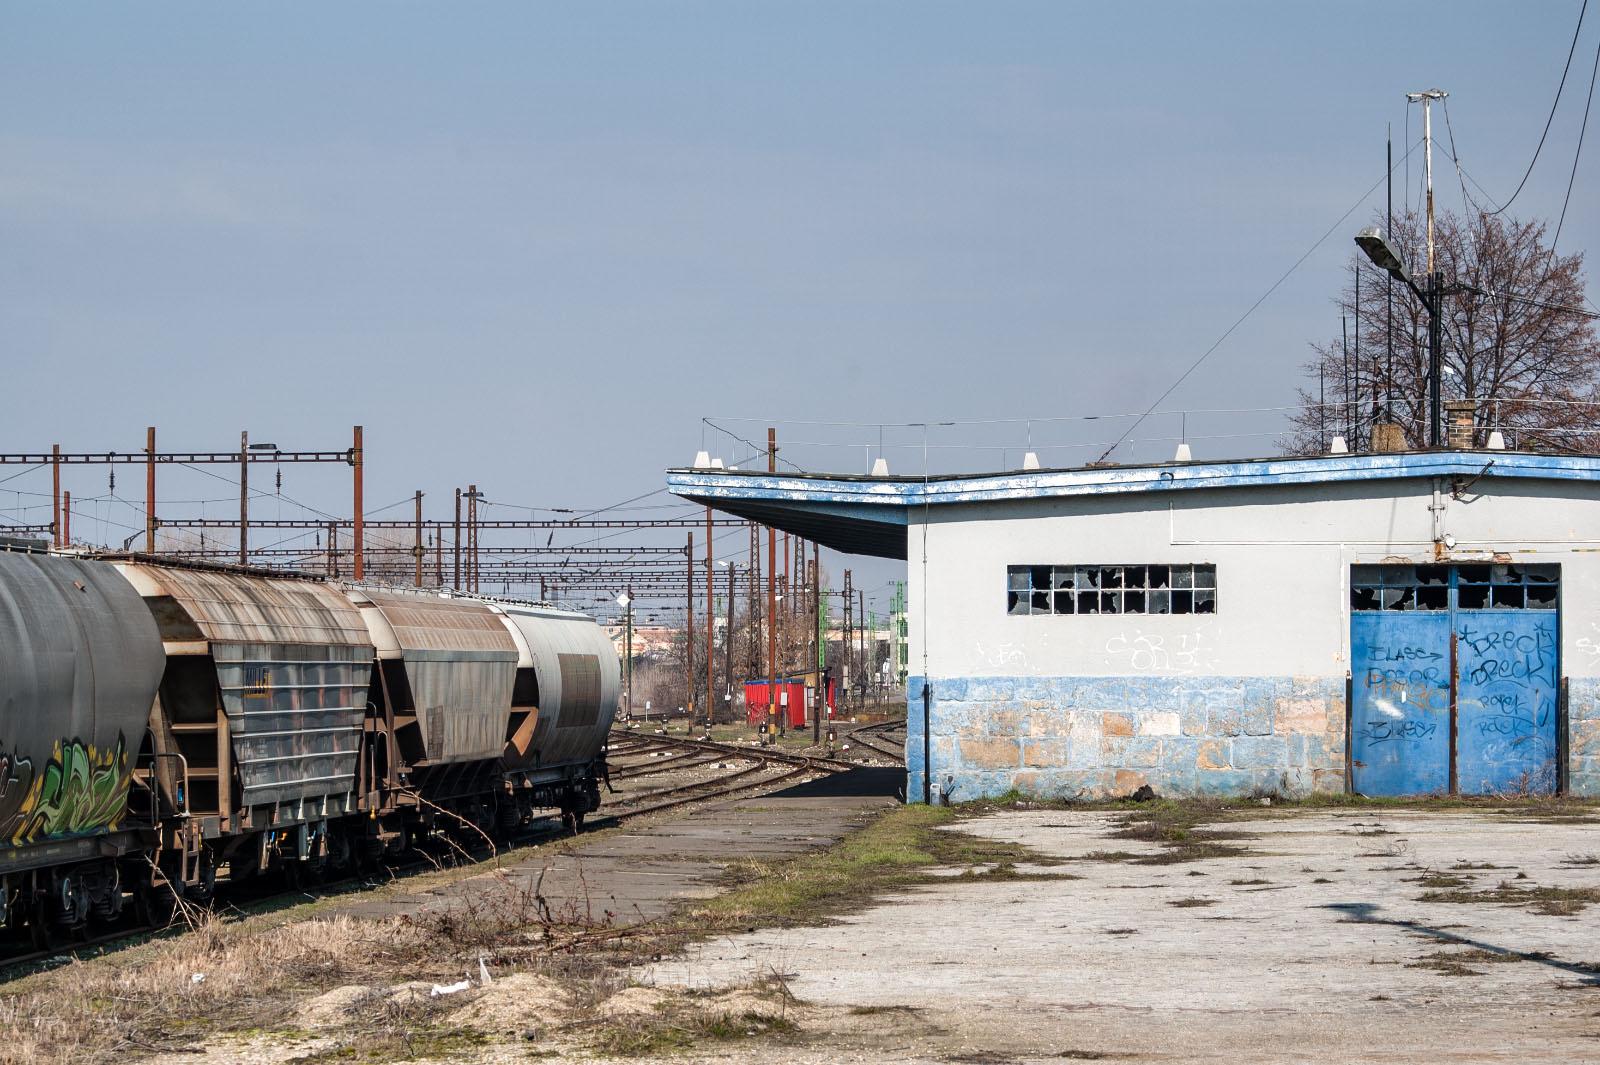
(1285, 208), (1599, 454)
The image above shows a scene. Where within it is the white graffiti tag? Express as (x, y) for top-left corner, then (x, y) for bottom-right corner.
(1104, 630), (1214, 675)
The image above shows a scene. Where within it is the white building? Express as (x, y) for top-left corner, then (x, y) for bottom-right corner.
(668, 450), (1600, 801)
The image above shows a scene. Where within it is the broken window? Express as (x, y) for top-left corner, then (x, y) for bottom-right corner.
(1007, 563), (1217, 615)
(1350, 563), (1558, 612)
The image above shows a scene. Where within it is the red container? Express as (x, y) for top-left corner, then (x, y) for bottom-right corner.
(744, 680), (807, 728)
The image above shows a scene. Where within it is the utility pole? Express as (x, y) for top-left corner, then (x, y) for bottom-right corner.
(842, 569), (853, 715)
(327, 520), (337, 578)
(748, 521), (759, 679)
(624, 587), (633, 719)
(240, 431), (249, 566)
(811, 546), (821, 744)
(724, 558), (735, 727)
(454, 488), (462, 589)
(352, 425), (365, 581)
(413, 490), (424, 587)
(1409, 88), (1448, 447)
(466, 484), (482, 592)
(766, 428), (777, 743)
(859, 588), (866, 706)
(705, 505), (714, 733)
(686, 530), (695, 726)
(61, 490), (70, 546)
(51, 444), (60, 548)
(145, 427), (157, 553)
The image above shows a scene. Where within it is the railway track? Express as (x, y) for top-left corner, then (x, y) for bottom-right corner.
(603, 727), (859, 817)
(2, 727), (860, 972)
(841, 718), (907, 762)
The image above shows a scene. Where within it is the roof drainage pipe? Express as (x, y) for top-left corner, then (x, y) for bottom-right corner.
(922, 681), (933, 805)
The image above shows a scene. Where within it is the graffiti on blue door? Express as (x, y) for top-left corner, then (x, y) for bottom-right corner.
(1350, 564), (1559, 797)
(1454, 615), (1558, 794)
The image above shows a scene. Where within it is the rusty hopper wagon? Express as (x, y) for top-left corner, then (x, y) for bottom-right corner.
(0, 548), (619, 948)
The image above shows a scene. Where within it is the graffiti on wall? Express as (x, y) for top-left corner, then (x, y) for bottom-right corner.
(0, 735), (132, 845)
(1104, 629), (1215, 674)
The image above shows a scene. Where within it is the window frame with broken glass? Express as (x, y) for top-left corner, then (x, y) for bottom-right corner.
(1006, 564), (1217, 616)
(1349, 563), (1558, 613)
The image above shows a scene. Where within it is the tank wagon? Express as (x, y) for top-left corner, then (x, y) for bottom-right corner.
(0, 548), (619, 947)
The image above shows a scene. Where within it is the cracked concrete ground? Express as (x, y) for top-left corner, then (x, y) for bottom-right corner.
(645, 808), (1600, 1063)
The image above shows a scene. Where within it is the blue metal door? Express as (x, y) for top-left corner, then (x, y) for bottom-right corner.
(1350, 564), (1559, 797)
(1351, 607), (1453, 796)
(1453, 565), (1559, 795)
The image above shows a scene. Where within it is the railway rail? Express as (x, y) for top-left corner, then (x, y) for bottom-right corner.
(841, 719), (907, 763)
(1, 727), (862, 971)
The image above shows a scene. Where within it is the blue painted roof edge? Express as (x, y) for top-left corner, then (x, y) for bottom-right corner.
(667, 451), (1600, 509)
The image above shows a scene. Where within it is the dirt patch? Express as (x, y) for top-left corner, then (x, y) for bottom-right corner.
(446, 972), (568, 1033)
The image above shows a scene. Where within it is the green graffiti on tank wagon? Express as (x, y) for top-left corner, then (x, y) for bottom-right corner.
(0, 736), (133, 844)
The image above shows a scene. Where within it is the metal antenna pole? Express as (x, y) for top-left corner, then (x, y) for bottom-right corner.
(1408, 89), (1448, 446)
(1386, 126), (1394, 420)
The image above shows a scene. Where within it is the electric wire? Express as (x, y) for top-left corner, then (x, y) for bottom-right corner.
(1490, 0), (1589, 216)
(1549, 28), (1600, 255)
(1095, 141), (1422, 462)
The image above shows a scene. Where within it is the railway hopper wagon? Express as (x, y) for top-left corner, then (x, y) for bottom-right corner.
(491, 599), (619, 828)
(113, 561), (375, 895)
(0, 551), (165, 945)
(0, 552), (620, 947)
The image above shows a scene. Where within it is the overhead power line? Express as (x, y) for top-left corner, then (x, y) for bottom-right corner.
(1491, 0), (1588, 216)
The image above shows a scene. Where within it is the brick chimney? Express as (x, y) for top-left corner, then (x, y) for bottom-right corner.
(1445, 400), (1477, 449)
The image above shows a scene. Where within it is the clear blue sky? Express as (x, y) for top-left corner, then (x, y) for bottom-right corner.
(3, 3), (1595, 609)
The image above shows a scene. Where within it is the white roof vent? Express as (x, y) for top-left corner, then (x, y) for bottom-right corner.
(1486, 430), (1507, 450)
(711, 457), (725, 469)
(1022, 452), (1040, 470)
(870, 458), (890, 477)
(693, 450), (712, 468)
(1173, 443), (1192, 462)
(1329, 436), (1349, 455)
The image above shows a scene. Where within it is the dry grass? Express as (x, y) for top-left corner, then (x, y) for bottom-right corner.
(1417, 882), (1600, 916)
(0, 913), (442, 1064)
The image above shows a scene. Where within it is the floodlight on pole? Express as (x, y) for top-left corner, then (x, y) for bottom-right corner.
(1355, 227), (1411, 285)
(1354, 226), (1444, 448)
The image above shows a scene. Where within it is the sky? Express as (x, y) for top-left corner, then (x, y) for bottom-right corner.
(3, 2), (1596, 616)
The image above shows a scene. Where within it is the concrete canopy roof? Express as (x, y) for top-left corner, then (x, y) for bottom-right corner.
(666, 450), (1600, 561)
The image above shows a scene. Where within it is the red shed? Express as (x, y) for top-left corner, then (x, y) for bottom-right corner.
(744, 679), (808, 728)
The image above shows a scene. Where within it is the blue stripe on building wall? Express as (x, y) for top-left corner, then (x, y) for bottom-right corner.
(907, 674), (1347, 802)
(909, 674), (1600, 801)
(1567, 679), (1600, 796)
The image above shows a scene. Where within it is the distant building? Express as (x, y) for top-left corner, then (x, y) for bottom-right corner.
(669, 450), (1600, 801)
